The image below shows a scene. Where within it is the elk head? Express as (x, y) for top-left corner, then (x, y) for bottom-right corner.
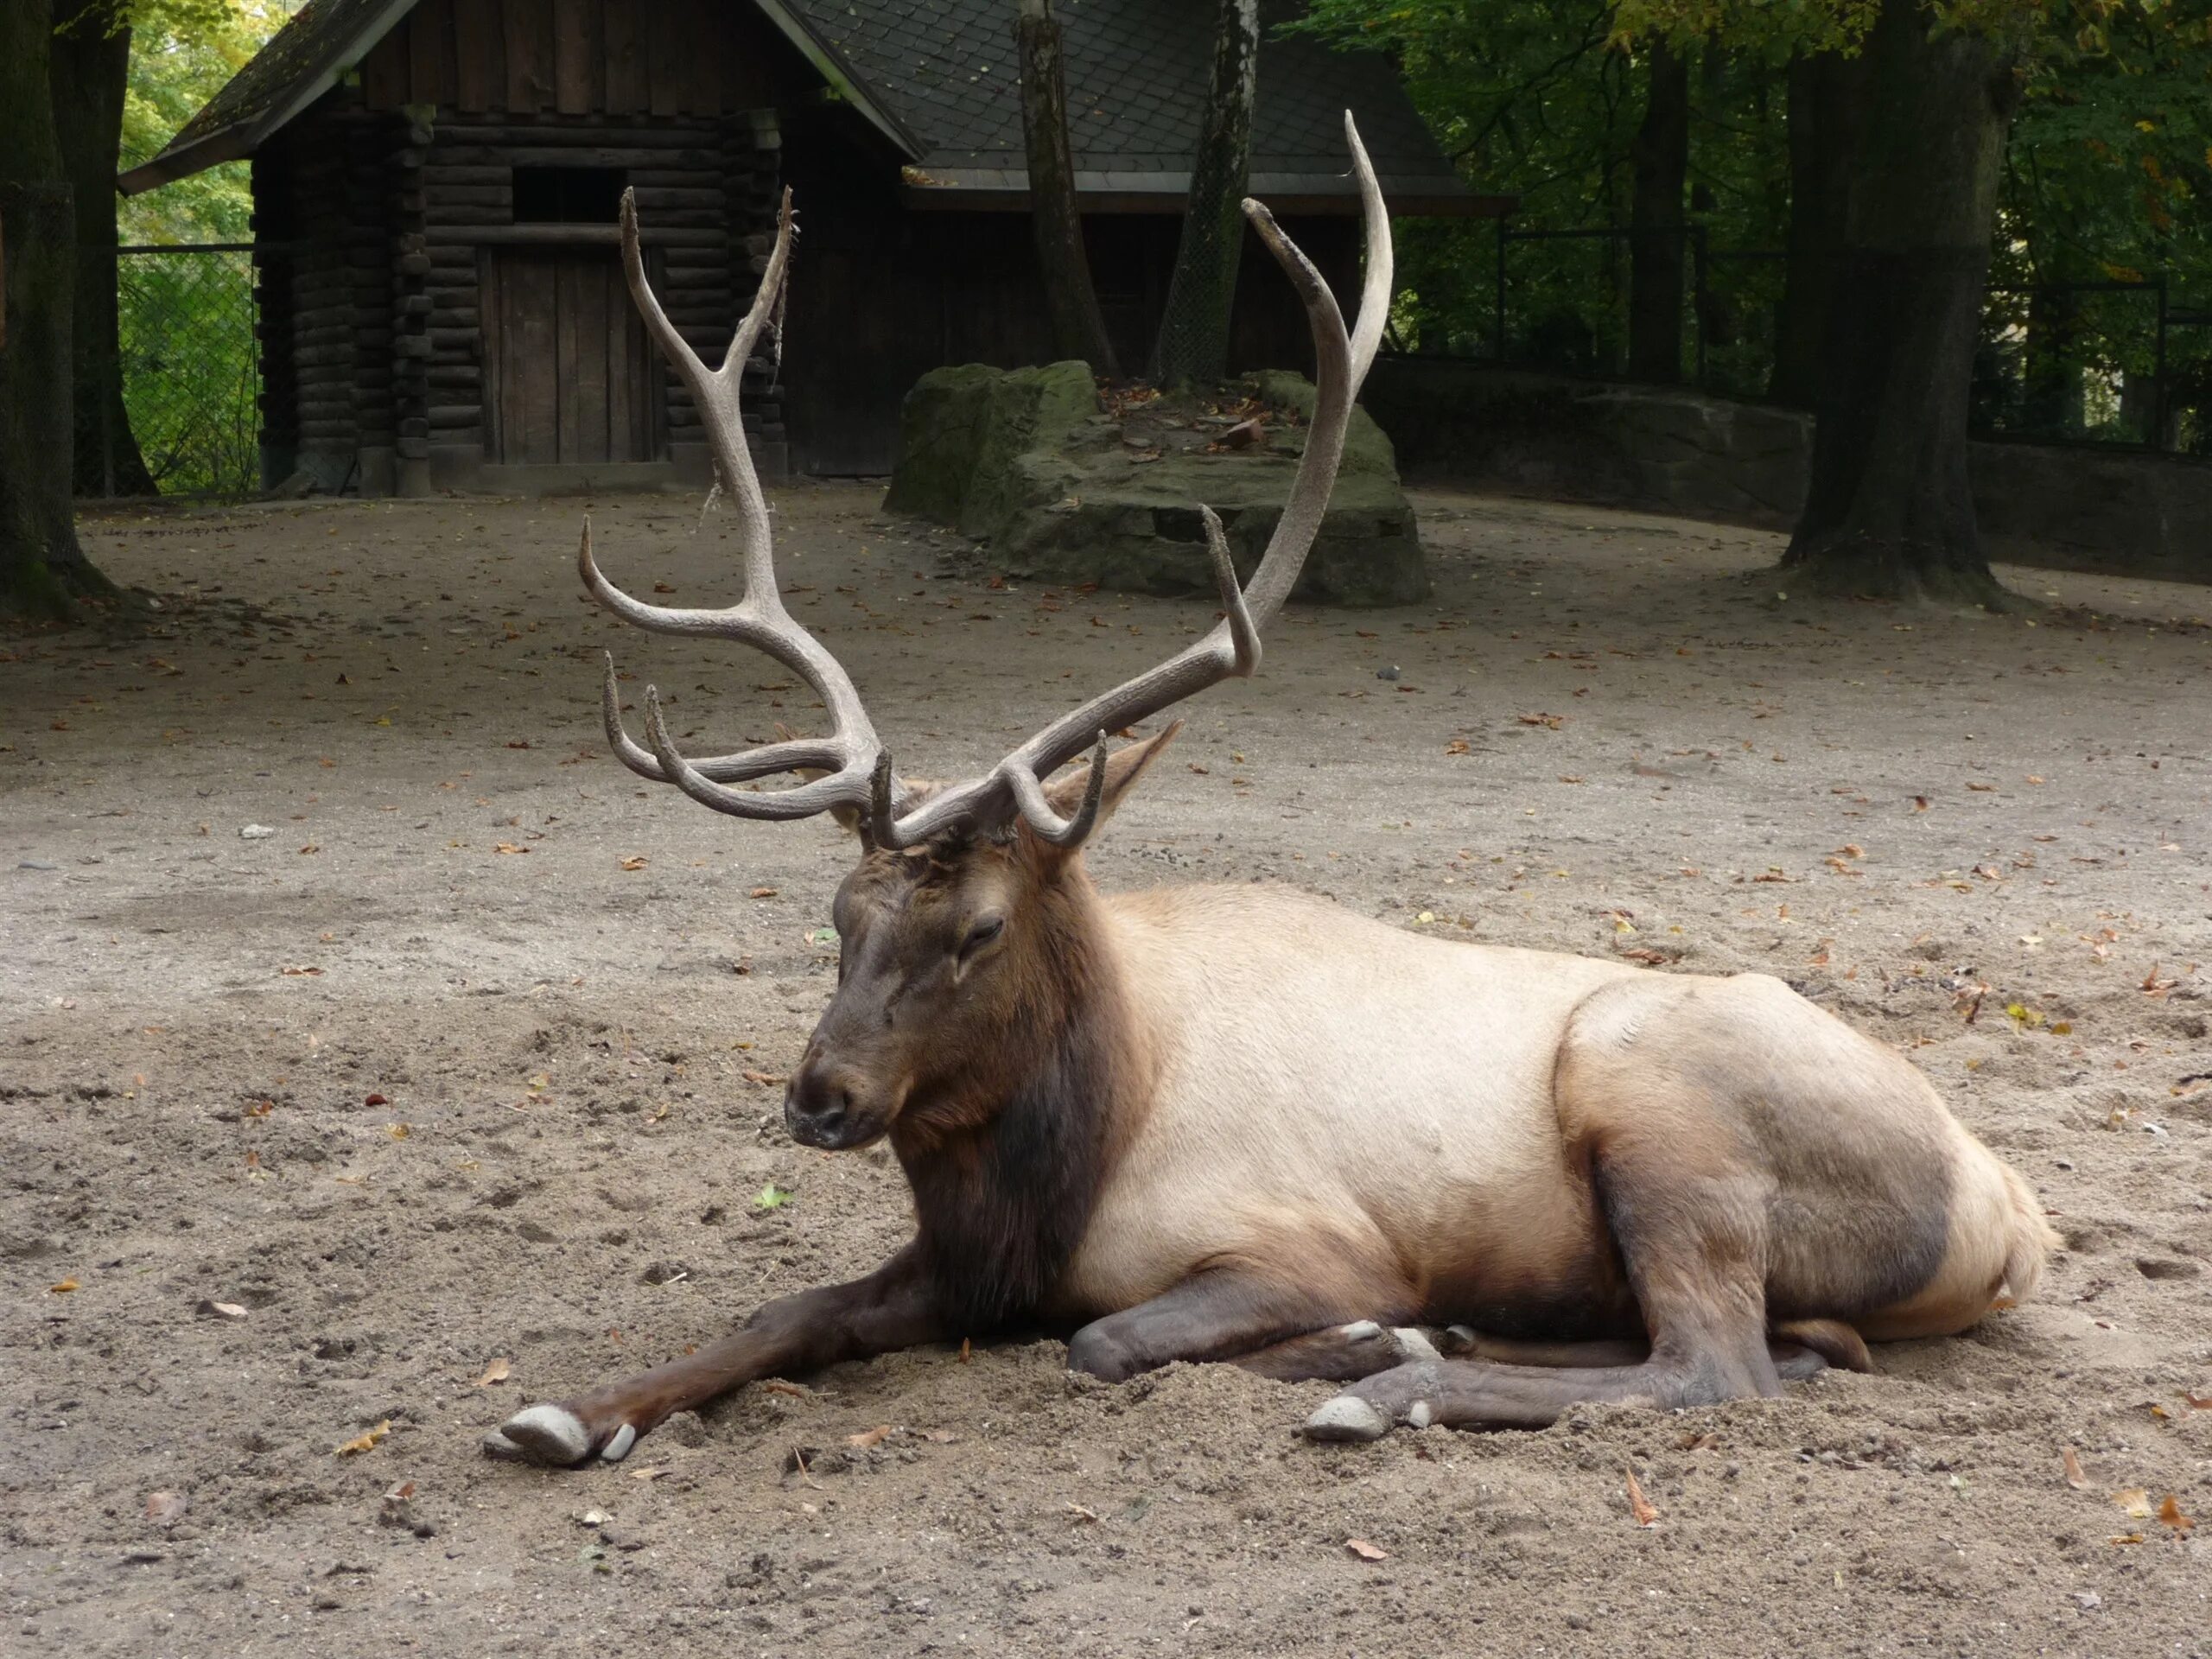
(582, 116), (1393, 1154)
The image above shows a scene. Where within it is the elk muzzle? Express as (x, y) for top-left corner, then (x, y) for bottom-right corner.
(783, 1056), (899, 1149)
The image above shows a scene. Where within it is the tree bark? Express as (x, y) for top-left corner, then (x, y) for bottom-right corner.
(54, 0), (156, 496)
(1627, 38), (1688, 385)
(1770, 51), (1860, 407)
(1149, 0), (1257, 388)
(2, 0), (111, 620)
(1782, 0), (2021, 606)
(1014, 0), (1118, 376)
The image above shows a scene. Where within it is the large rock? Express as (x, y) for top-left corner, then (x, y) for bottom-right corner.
(885, 362), (1428, 607)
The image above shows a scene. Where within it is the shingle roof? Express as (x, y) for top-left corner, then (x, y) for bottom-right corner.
(787, 0), (1459, 188)
(123, 0), (1471, 205)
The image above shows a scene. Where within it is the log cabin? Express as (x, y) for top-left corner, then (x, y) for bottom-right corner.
(119, 0), (1504, 492)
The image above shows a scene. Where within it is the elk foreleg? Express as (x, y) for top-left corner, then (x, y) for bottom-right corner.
(1065, 1268), (1416, 1385)
(484, 1244), (942, 1467)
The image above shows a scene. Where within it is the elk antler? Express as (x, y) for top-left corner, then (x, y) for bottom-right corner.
(591, 113), (1393, 849)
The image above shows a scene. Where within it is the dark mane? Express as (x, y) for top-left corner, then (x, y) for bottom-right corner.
(893, 879), (1130, 1333)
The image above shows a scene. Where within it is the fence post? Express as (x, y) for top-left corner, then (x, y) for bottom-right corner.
(2152, 278), (2169, 454)
(1493, 215), (1509, 365)
(1691, 224), (1709, 390)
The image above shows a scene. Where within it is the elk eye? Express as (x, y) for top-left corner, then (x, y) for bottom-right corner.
(959, 917), (1005, 959)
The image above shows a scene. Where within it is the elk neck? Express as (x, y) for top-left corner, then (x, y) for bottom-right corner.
(889, 859), (1151, 1333)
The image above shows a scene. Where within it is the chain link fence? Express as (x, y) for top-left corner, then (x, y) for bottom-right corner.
(114, 243), (261, 496)
(1465, 222), (2212, 456)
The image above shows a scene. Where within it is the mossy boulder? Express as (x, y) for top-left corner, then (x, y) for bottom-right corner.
(885, 363), (1427, 607)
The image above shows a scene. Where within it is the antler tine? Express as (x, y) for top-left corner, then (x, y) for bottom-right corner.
(588, 199), (883, 821)
(871, 113), (1389, 851)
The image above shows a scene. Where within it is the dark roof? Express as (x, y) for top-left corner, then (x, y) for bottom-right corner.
(122, 0), (1483, 211)
(789, 0), (1463, 196)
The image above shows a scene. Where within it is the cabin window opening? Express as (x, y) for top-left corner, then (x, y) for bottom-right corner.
(512, 166), (628, 226)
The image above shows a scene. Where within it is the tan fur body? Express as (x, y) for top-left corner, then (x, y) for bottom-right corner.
(1062, 885), (2045, 1346)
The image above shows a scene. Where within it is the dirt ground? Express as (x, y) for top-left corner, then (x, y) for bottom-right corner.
(3, 482), (2209, 1658)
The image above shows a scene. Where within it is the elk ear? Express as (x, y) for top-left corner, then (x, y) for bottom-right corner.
(1033, 721), (1182, 849)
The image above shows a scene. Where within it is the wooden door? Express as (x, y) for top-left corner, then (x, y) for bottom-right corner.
(482, 246), (660, 464)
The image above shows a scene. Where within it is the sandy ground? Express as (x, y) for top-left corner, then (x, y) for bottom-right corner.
(3, 482), (2209, 1659)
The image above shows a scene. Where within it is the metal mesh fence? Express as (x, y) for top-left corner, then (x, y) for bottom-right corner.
(116, 244), (260, 496)
(1467, 221), (2212, 456)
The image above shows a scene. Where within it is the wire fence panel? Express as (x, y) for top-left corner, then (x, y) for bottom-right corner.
(117, 244), (260, 496)
(1461, 221), (2212, 456)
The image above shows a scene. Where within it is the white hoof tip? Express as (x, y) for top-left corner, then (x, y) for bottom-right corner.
(1303, 1395), (1392, 1443)
(480, 1429), (525, 1461)
(1393, 1327), (1440, 1363)
(1340, 1320), (1383, 1342)
(600, 1423), (637, 1463)
(494, 1403), (592, 1466)
(1407, 1400), (1433, 1429)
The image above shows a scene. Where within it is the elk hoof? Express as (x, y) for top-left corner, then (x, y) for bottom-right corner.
(1302, 1395), (1392, 1443)
(483, 1402), (594, 1466)
(1340, 1319), (1383, 1342)
(601, 1423), (637, 1463)
(1392, 1327), (1440, 1362)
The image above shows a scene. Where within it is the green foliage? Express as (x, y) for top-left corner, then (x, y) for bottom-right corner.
(1295, 0), (2212, 440)
(118, 0), (292, 244)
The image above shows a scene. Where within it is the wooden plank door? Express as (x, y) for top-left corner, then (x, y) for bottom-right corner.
(483, 247), (658, 465)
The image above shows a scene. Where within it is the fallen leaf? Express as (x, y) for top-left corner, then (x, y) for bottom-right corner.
(210, 1301), (248, 1319)
(1344, 1538), (1389, 1560)
(48, 1277), (79, 1294)
(620, 855), (647, 871)
(387, 1122), (410, 1141)
(364, 1092), (387, 1107)
(281, 965), (323, 976)
(335, 1420), (392, 1457)
(1516, 712), (1565, 729)
(629, 1465), (671, 1481)
(143, 1491), (188, 1525)
(2183, 1392), (2212, 1410)
(2110, 1532), (2145, 1546)
(845, 1424), (893, 1449)
(2113, 1489), (2154, 1520)
(493, 842), (530, 855)
(958, 1337), (972, 1364)
(1065, 1503), (1099, 1523)
(2158, 1495), (2194, 1532)
(475, 1357), (512, 1387)
(753, 1183), (792, 1211)
(1912, 796), (1930, 812)
(749, 887), (779, 899)
(2063, 1447), (2089, 1489)
(919, 1427), (958, 1443)
(1444, 738), (1470, 756)
(1624, 1464), (1660, 1527)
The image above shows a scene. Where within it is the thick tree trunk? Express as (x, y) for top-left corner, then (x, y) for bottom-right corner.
(1014, 0), (1118, 376)
(1782, 0), (2020, 606)
(1770, 52), (1860, 407)
(2, 0), (111, 620)
(1627, 39), (1688, 385)
(54, 0), (155, 496)
(1149, 0), (1257, 388)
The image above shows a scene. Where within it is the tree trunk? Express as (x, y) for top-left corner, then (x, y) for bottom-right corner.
(1770, 52), (1859, 407)
(1627, 39), (1688, 385)
(1149, 0), (1257, 388)
(54, 0), (155, 496)
(1014, 0), (1118, 376)
(1782, 0), (2021, 606)
(2, 0), (111, 620)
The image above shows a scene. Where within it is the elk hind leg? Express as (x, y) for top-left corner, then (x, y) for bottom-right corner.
(1306, 1131), (1786, 1440)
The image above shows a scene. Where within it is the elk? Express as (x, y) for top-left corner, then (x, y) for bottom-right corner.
(485, 118), (2055, 1468)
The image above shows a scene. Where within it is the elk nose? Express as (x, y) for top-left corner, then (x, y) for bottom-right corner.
(784, 1062), (856, 1147)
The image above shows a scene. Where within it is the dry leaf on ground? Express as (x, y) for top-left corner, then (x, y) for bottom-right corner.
(1624, 1465), (1661, 1527)
(2063, 1447), (2089, 1489)
(1344, 1538), (1389, 1561)
(845, 1424), (893, 1449)
(2113, 1489), (2155, 1520)
(475, 1357), (512, 1386)
(143, 1491), (188, 1525)
(335, 1420), (392, 1457)
(2158, 1495), (2194, 1532)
